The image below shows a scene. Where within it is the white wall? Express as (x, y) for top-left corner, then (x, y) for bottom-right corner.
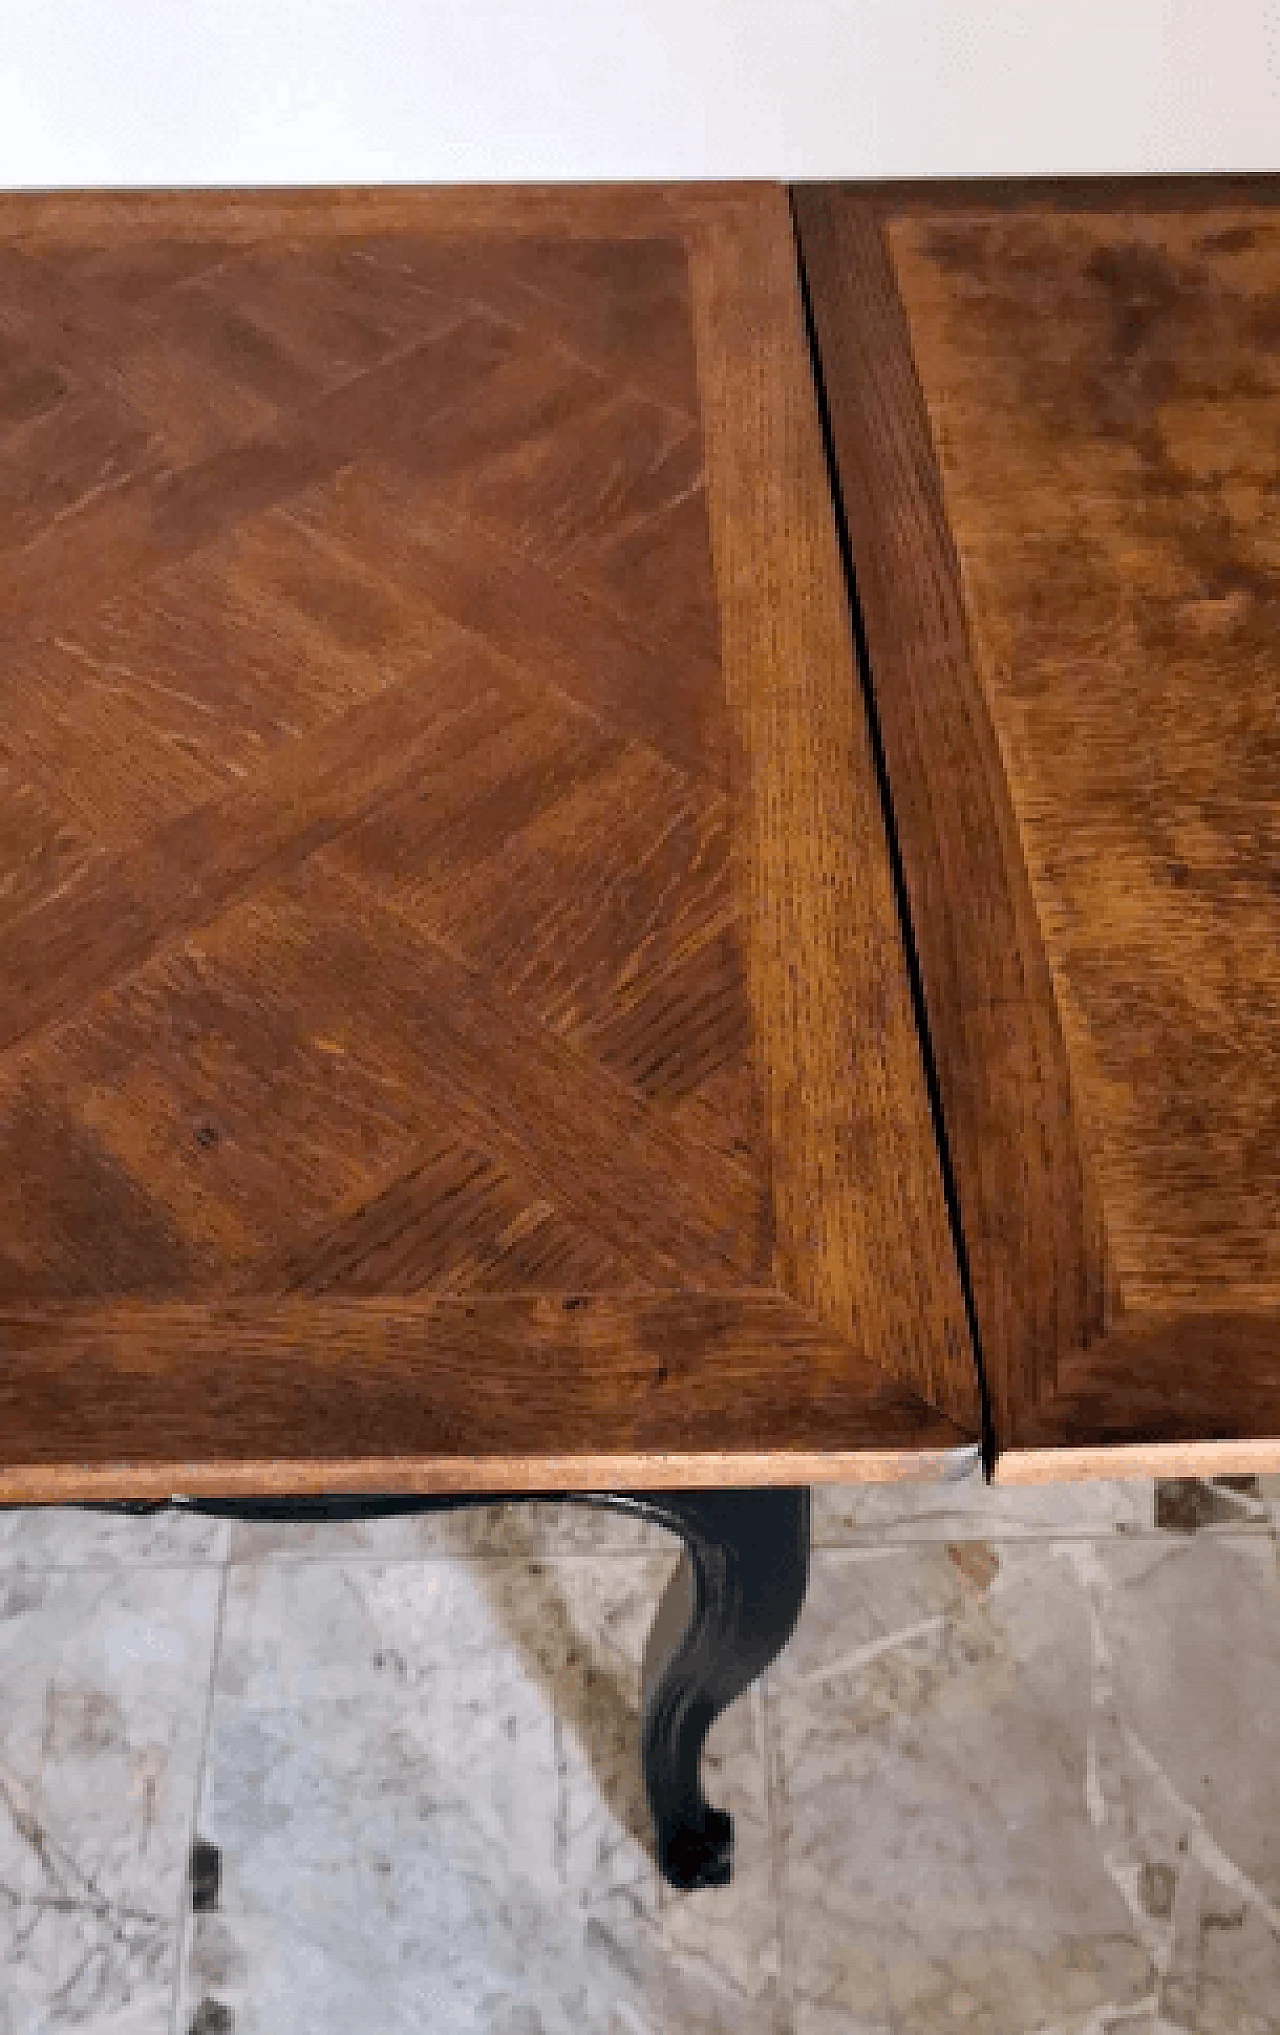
(0, 0), (1276, 187)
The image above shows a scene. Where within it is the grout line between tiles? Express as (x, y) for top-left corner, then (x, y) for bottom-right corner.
(221, 1526), (1259, 1558)
(168, 1554), (230, 2035)
(3, 1520), (1278, 1579)
(808, 1527), (1272, 1549)
(759, 1672), (797, 2035)
(0, 1555), (235, 1577)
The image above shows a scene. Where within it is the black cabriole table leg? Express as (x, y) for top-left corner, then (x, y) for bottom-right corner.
(630, 1486), (811, 1889)
(83, 1484), (812, 1891)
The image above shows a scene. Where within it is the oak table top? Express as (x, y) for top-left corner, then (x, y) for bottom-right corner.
(0, 183), (982, 1504)
(796, 174), (1280, 1483)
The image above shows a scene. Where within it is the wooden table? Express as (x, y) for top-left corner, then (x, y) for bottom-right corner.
(0, 177), (1275, 1888)
(795, 174), (1280, 1483)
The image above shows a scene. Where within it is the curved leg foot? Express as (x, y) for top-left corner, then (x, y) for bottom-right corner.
(628, 1488), (810, 1890)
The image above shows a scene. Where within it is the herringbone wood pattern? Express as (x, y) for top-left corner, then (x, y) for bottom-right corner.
(0, 228), (763, 1296)
(0, 187), (980, 1496)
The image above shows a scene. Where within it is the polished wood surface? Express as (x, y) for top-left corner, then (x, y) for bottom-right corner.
(0, 184), (978, 1499)
(795, 175), (1280, 1473)
(0, 1297), (972, 1503)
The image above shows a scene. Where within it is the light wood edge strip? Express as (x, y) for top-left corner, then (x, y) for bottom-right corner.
(997, 1440), (1280, 1486)
(0, 182), (766, 247)
(791, 185), (1108, 1440)
(683, 186), (979, 1431)
(0, 1448), (984, 1508)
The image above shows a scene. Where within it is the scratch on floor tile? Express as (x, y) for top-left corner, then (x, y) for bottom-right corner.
(796, 1613), (951, 1685)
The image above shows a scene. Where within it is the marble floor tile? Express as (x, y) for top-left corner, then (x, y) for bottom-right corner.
(813, 1468), (1280, 1549)
(768, 1536), (1280, 2033)
(178, 1542), (785, 2035)
(0, 1507), (229, 1572)
(0, 1562), (224, 2035)
(812, 1469), (1157, 1546)
(7, 1491), (1279, 2035)
(1151, 1476), (1280, 1538)
(227, 1496), (670, 1567)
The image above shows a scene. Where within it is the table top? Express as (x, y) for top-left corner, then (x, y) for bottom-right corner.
(0, 183), (981, 1502)
(796, 174), (1280, 1482)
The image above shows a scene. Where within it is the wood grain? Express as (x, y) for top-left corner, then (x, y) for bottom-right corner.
(0, 1295), (973, 1503)
(792, 187), (1104, 1440)
(688, 190), (978, 1430)
(795, 175), (1280, 1469)
(0, 183), (979, 1496)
